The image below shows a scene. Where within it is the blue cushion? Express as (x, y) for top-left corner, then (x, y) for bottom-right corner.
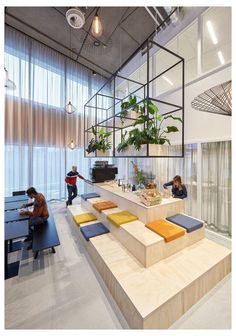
(166, 214), (203, 233)
(81, 192), (100, 200)
(80, 222), (109, 241)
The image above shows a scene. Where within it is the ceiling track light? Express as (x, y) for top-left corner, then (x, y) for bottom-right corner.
(206, 20), (218, 45)
(217, 51), (225, 65)
(163, 75), (174, 86)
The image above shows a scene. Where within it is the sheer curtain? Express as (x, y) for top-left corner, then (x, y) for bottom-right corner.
(201, 141), (231, 236)
(4, 26), (105, 199)
(122, 144), (197, 217)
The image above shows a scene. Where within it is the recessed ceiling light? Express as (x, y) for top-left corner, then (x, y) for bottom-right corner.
(206, 20), (218, 45)
(163, 75), (174, 86)
(93, 41), (100, 47)
(217, 51), (225, 65)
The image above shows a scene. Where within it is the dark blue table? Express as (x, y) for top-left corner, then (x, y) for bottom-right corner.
(5, 201), (26, 211)
(5, 220), (29, 279)
(5, 210), (30, 223)
(5, 195), (29, 203)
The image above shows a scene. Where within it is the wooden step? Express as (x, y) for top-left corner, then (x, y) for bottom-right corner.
(80, 232), (231, 329)
(79, 200), (205, 267)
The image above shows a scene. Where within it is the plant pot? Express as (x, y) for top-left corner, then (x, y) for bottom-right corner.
(115, 146), (146, 157)
(96, 150), (112, 157)
(118, 110), (142, 128)
(148, 144), (169, 156)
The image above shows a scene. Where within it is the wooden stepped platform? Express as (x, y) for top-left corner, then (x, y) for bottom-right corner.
(67, 204), (231, 329)
(81, 199), (205, 267)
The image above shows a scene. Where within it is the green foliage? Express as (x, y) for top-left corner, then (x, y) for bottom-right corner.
(120, 95), (144, 123)
(86, 127), (112, 154)
(117, 100), (182, 152)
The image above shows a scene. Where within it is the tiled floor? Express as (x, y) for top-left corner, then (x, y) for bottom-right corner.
(5, 199), (231, 329)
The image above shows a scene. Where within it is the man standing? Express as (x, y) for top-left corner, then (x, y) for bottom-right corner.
(65, 165), (85, 206)
(19, 187), (49, 250)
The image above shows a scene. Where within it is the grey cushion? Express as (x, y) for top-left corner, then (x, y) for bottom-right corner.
(80, 222), (109, 241)
(81, 192), (100, 200)
(166, 214), (203, 233)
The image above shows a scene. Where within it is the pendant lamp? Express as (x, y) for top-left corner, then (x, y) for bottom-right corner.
(67, 139), (77, 150)
(65, 27), (76, 114)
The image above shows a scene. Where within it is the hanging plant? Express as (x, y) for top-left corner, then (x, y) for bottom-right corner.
(120, 95), (144, 124)
(86, 126), (112, 154)
(117, 100), (182, 152)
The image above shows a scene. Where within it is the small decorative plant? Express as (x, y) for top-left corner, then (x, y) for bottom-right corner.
(86, 126), (112, 154)
(117, 100), (182, 152)
(131, 161), (145, 185)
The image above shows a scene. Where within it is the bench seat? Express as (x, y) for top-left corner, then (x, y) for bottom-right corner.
(166, 214), (204, 233)
(81, 193), (100, 201)
(145, 219), (185, 242)
(32, 207), (60, 259)
(73, 212), (97, 225)
(80, 222), (109, 241)
(93, 201), (118, 212)
(107, 211), (138, 227)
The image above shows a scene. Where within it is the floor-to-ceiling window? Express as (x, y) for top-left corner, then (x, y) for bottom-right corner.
(4, 25), (105, 199)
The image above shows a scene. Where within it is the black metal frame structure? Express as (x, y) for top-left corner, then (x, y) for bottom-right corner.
(84, 38), (185, 158)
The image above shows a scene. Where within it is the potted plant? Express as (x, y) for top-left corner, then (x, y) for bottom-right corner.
(117, 100), (182, 156)
(119, 95), (144, 126)
(86, 126), (112, 156)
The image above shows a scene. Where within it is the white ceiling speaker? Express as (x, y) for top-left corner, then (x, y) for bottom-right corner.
(66, 8), (85, 29)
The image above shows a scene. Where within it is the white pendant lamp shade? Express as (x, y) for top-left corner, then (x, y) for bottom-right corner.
(68, 139), (77, 150)
(65, 101), (76, 114)
(4, 67), (16, 90)
(91, 15), (103, 38)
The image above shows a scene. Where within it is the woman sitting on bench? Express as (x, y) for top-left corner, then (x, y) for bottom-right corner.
(20, 187), (49, 250)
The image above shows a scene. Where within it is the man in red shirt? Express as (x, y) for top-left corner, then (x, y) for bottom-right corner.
(65, 165), (85, 206)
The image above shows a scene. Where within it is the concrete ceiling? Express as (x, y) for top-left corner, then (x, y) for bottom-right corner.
(5, 6), (166, 78)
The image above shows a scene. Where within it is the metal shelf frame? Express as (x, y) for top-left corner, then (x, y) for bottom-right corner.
(84, 38), (185, 158)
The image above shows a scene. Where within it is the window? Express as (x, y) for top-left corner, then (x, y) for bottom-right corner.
(202, 7), (231, 73)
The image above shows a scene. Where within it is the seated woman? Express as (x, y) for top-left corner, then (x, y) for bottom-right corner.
(163, 175), (187, 199)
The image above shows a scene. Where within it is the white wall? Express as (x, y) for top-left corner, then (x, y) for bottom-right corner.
(159, 65), (231, 144)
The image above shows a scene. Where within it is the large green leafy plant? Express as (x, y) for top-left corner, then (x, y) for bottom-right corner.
(86, 126), (112, 154)
(120, 95), (144, 123)
(117, 100), (182, 152)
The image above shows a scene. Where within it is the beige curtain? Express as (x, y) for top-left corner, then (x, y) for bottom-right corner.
(5, 26), (105, 199)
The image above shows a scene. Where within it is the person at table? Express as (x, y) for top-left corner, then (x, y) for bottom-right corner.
(19, 187), (49, 249)
(65, 165), (85, 206)
(163, 175), (187, 199)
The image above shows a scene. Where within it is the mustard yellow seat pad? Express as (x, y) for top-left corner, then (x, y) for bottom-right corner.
(107, 210), (138, 227)
(145, 219), (185, 242)
(93, 201), (118, 212)
(73, 212), (97, 226)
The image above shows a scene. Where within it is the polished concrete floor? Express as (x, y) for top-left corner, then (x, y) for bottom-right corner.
(5, 199), (231, 329)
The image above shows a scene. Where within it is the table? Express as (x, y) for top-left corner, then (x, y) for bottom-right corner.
(5, 210), (30, 223)
(84, 181), (185, 224)
(5, 201), (26, 211)
(5, 220), (29, 279)
(5, 195), (29, 203)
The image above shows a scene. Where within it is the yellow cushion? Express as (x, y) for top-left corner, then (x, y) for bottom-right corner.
(93, 201), (118, 212)
(145, 219), (185, 242)
(107, 211), (138, 227)
(73, 212), (97, 226)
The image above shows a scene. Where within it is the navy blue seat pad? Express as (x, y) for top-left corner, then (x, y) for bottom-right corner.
(81, 192), (100, 200)
(166, 214), (203, 233)
(80, 222), (109, 241)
